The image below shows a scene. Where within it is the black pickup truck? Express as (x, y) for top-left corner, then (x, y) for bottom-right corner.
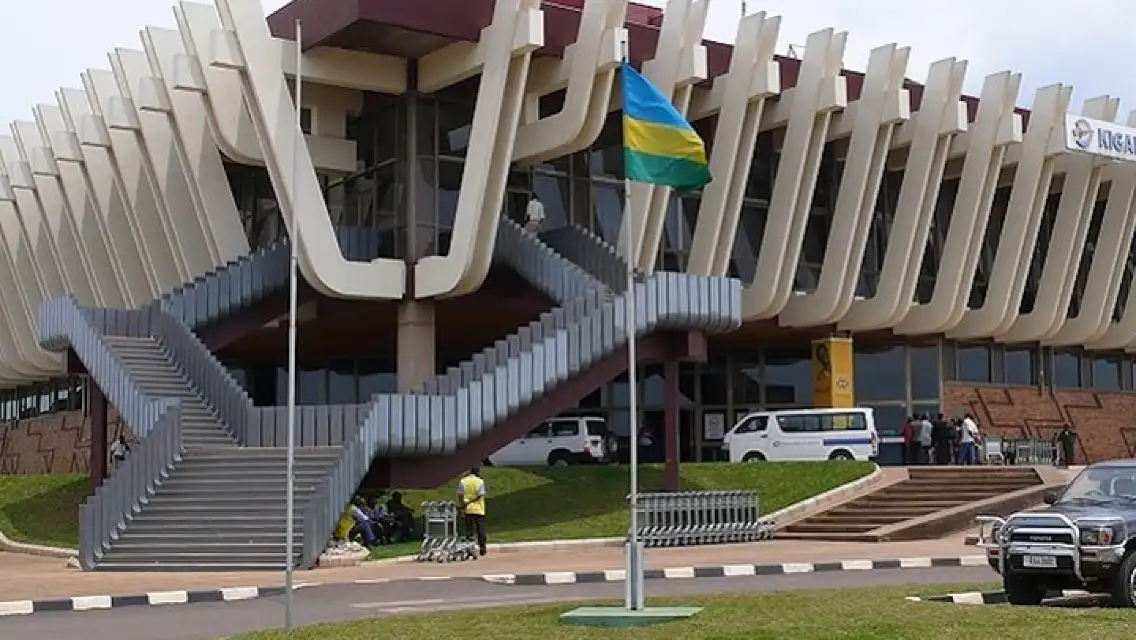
(976, 460), (1136, 606)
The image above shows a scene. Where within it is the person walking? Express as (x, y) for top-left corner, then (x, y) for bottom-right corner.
(917, 414), (933, 464)
(457, 467), (488, 556)
(1054, 425), (1077, 468)
(901, 416), (918, 465)
(959, 413), (980, 465)
(109, 435), (130, 468)
(931, 414), (952, 465)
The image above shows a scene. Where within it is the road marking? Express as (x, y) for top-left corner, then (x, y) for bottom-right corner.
(220, 587), (260, 601)
(782, 563), (814, 573)
(959, 555), (988, 567)
(899, 557), (932, 569)
(71, 595), (113, 611)
(147, 591), (189, 606)
(0, 600), (34, 617)
(663, 566), (695, 579)
(841, 560), (874, 571)
(603, 569), (626, 581)
(722, 564), (756, 577)
(544, 572), (577, 585)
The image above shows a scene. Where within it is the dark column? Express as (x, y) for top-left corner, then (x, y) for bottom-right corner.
(664, 359), (680, 491)
(88, 377), (108, 490)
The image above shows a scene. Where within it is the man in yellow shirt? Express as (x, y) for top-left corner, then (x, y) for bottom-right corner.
(457, 467), (487, 556)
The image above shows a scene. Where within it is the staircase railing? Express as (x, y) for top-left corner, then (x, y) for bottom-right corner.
(495, 218), (608, 299)
(540, 224), (629, 293)
(300, 271), (743, 569)
(38, 296), (185, 569)
(153, 227), (385, 330)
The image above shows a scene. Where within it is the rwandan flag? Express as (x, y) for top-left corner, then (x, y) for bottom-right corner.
(622, 61), (711, 190)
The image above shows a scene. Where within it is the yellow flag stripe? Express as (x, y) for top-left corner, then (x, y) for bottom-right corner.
(624, 116), (708, 165)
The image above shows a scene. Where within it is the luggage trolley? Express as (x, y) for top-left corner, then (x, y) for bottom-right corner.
(416, 501), (479, 563)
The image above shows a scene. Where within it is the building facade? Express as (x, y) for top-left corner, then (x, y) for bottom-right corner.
(4, 0), (1136, 484)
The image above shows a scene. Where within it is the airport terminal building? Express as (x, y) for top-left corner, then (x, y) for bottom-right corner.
(1, 0), (1136, 566)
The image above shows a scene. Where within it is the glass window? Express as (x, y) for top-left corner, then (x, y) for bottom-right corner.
(731, 353), (761, 404)
(1052, 350), (1081, 388)
(297, 365), (327, 405)
(734, 415), (768, 434)
(956, 344), (992, 383)
(869, 404), (910, 437)
(532, 173), (569, 230)
(1092, 355), (1121, 390)
(436, 101), (472, 158)
(547, 419), (580, 437)
(778, 414), (822, 433)
(358, 359), (396, 400)
(824, 412), (868, 431)
(764, 347), (813, 406)
(909, 345), (940, 399)
(700, 365), (728, 405)
(1001, 347), (1034, 386)
(590, 182), (624, 244)
(527, 423), (552, 438)
(328, 360), (357, 404)
(853, 345), (905, 402)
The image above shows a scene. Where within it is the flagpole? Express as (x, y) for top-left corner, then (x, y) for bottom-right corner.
(284, 17), (302, 633)
(621, 36), (645, 613)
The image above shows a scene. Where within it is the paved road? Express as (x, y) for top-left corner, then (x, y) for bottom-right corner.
(0, 566), (995, 640)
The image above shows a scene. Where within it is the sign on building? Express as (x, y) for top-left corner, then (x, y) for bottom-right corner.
(1064, 114), (1136, 163)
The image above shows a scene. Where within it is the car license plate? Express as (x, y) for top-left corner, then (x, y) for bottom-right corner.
(1023, 555), (1057, 569)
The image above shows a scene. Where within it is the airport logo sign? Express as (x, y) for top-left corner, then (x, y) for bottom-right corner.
(1065, 114), (1136, 163)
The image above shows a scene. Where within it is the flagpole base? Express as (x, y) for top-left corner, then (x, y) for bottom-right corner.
(624, 539), (645, 611)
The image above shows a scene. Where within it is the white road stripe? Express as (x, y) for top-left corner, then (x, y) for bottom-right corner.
(841, 560), (874, 571)
(722, 564), (756, 577)
(952, 592), (987, 605)
(0, 600), (34, 616)
(604, 569), (626, 581)
(220, 587), (260, 601)
(146, 591), (189, 606)
(544, 572), (577, 585)
(70, 595), (112, 611)
(959, 555), (988, 567)
(663, 566), (695, 579)
(782, 563), (814, 573)
(899, 557), (932, 568)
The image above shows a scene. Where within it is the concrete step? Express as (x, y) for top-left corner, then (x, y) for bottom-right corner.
(116, 533), (306, 546)
(158, 480), (323, 493)
(853, 499), (969, 510)
(805, 515), (911, 525)
(783, 523), (881, 533)
(824, 506), (942, 517)
(155, 485), (320, 497)
(97, 551), (302, 567)
(94, 561), (290, 572)
(125, 520), (306, 534)
(181, 448), (341, 460)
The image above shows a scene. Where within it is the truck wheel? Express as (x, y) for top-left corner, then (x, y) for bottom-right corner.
(1109, 552), (1136, 607)
(1003, 572), (1046, 605)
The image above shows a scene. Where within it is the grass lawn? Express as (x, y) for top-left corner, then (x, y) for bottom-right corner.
(0, 474), (87, 548)
(230, 582), (1136, 640)
(367, 461), (873, 559)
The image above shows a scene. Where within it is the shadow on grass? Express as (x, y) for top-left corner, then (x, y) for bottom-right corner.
(0, 475), (87, 549)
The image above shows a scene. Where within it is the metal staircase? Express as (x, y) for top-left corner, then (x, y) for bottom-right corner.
(40, 220), (741, 571)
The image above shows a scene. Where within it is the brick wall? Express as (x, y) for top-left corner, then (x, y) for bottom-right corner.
(0, 410), (130, 475)
(943, 383), (1136, 465)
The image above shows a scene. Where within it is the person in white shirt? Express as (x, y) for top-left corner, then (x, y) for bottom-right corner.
(917, 415), (933, 464)
(959, 414), (980, 465)
(109, 436), (130, 468)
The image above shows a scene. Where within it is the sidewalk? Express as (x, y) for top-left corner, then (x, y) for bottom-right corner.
(0, 534), (976, 602)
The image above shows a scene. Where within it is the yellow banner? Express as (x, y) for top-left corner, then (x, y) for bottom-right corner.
(812, 337), (854, 408)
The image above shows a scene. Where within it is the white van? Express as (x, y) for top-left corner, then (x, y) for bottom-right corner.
(723, 408), (879, 463)
(487, 416), (610, 467)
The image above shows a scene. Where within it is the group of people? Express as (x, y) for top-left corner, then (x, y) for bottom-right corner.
(901, 413), (982, 466)
(345, 491), (417, 548)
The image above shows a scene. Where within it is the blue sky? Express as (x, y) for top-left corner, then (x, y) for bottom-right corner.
(0, 0), (1129, 127)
